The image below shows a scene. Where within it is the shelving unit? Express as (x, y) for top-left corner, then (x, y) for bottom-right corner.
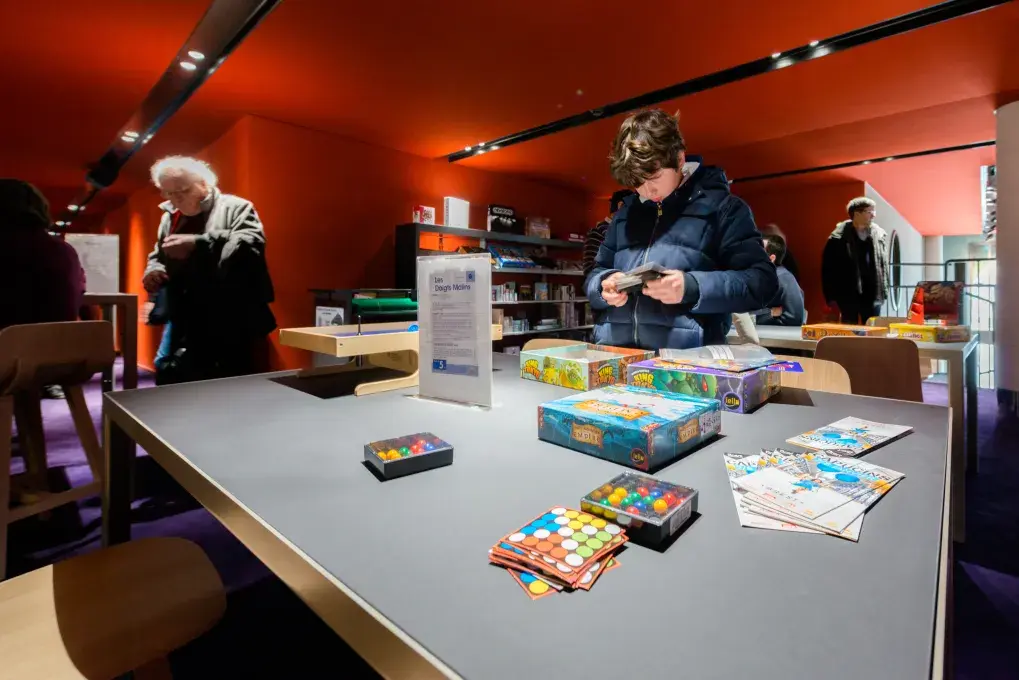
(395, 222), (593, 342)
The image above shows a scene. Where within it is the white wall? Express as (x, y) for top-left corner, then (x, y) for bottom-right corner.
(865, 184), (924, 316)
(996, 102), (1019, 393)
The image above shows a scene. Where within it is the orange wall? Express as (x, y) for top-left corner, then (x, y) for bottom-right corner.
(733, 179), (865, 322)
(106, 116), (596, 370)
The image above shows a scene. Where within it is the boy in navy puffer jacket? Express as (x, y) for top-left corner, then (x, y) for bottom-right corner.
(586, 110), (778, 350)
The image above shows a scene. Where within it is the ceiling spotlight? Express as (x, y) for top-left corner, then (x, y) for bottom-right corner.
(180, 61), (197, 71)
(884, 157), (894, 162)
(478, 142), (486, 147)
(64, 222), (72, 227)
(54, 220), (66, 226)
(771, 52), (781, 59)
(187, 50), (205, 61)
(576, 89), (584, 96)
(121, 134), (137, 143)
(490, 145), (500, 151)
(68, 204), (80, 212)
(477, 149), (487, 155)
(464, 145), (472, 151)
(862, 160), (872, 165)
(809, 40), (820, 47)
(123, 130), (139, 138)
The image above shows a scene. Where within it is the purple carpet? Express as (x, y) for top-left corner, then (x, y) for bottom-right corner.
(7, 363), (1019, 678)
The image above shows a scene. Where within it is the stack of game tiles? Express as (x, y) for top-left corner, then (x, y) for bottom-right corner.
(723, 449), (905, 541)
(489, 506), (628, 599)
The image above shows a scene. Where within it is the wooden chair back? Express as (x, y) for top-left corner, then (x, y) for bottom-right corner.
(0, 322), (114, 396)
(815, 336), (924, 402)
(522, 338), (584, 351)
(773, 355), (852, 394)
(867, 316), (906, 328)
(0, 537), (226, 679)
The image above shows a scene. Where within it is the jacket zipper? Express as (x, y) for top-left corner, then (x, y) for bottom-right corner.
(633, 201), (663, 348)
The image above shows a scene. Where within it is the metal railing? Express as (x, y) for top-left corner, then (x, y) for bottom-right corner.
(885, 258), (996, 389)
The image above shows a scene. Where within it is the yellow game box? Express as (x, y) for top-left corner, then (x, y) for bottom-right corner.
(801, 323), (887, 341)
(889, 323), (971, 343)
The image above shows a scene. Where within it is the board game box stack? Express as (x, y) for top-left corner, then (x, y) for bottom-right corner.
(908, 281), (964, 325)
(580, 472), (698, 547)
(801, 323), (887, 340)
(723, 449), (905, 541)
(520, 342), (654, 391)
(364, 433), (453, 479)
(626, 345), (783, 414)
(538, 384), (721, 471)
(489, 506), (628, 599)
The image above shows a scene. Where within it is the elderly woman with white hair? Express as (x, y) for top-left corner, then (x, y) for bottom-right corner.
(143, 156), (276, 384)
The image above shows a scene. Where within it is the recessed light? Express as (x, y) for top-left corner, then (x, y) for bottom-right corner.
(55, 221), (66, 226)
(123, 131), (139, 138)
(477, 149), (487, 155)
(576, 89), (584, 96)
(187, 50), (205, 61)
(68, 204), (79, 211)
(862, 160), (872, 165)
(180, 61), (197, 71)
(64, 222), (72, 227)
(121, 134), (136, 143)
(771, 52), (781, 59)
(478, 142), (486, 147)
(464, 145), (472, 151)
(885, 157), (894, 162)
(809, 40), (820, 47)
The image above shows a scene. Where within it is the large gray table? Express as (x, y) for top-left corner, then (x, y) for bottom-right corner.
(730, 325), (977, 541)
(101, 355), (951, 680)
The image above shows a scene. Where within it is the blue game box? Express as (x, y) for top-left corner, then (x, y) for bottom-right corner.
(537, 384), (722, 471)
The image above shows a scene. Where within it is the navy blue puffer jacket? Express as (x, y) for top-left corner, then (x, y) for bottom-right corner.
(585, 160), (778, 350)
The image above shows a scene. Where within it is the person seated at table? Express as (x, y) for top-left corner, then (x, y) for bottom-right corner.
(756, 233), (805, 326)
(586, 109), (778, 350)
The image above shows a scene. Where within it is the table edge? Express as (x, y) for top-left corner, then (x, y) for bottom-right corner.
(103, 397), (460, 680)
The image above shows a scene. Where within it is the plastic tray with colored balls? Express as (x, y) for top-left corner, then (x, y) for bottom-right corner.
(580, 472), (698, 547)
(363, 432), (453, 480)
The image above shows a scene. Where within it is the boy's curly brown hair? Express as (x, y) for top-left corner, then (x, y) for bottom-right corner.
(609, 109), (686, 188)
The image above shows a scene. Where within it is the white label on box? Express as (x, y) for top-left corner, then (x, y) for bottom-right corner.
(669, 501), (692, 534)
(315, 306), (344, 326)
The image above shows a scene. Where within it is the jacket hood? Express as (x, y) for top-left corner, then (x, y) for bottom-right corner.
(830, 220), (887, 240)
(622, 156), (730, 211)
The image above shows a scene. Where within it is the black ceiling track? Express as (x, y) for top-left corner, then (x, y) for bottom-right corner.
(446, 0), (1012, 163)
(55, 0), (282, 229)
(729, 140), (996, 184)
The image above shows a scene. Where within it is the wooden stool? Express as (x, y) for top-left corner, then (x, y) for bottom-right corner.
(774, 354), (852, 394)
(0, 321), (115, 580)
(0, 537), (226, 679)
(815, 336), (924, 402)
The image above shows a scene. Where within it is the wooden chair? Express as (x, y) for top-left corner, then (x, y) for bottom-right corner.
(522, 338), (583, 351)
(814, 336), (924, 402)
(0, 537), (226, 680)
(0, 321), (115, 580)
(773, 354), (852, 395)
(866, 316), (934, 378)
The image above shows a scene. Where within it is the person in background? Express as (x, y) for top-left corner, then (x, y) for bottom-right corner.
(583, 189), (633, 277)
(822, 197), (889, 325)
(0, 180), (85, 399)
(759, 223), (800, 281)
(143, 156), (276, 384)
(756, 233), (805, 326)
(587, 109), (778, 350)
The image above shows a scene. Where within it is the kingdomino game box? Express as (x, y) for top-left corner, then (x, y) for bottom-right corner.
(537, 384), (721, 471)
(626, 357), (782, 414)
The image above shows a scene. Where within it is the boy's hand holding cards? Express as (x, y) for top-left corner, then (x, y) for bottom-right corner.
(614, 262), (666, 293)
(642, 269), (686, 304)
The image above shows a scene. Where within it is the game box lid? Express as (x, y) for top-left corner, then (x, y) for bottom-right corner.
(581, 472), (697, 529)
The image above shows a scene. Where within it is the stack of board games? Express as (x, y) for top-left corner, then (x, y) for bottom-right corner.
(363, 433), (453, 479)
(489, 506), (628, 599)
(786, 417), (912, 457)
(723, 449), (904, 541)
(801, 323), (887, 340)
(627, 344), (782, 413)
(889, 322), (971, 343)
(520, 342), (654, 390)
(538, 384), (721, 471)
(908, 281), (964, 325)
(580, 472), (698, 547)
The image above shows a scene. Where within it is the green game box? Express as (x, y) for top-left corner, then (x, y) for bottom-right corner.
(627, 358), (781, 414)
(537, 384), (721, 471)
(520, 343), (655, 391)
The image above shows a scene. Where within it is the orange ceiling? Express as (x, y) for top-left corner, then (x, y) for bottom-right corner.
(0, 0), (1015, 236)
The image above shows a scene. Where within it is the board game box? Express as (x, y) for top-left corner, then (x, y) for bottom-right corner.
(580, 472), (698, 547)
(363, 432), (453, 479)
(626, 358), (781, 414)
(889, 323), (971, 343)
(520, 343), (655, 391)
(537, 384), (721, 470)
(908, 281), (964, 325)
(801, 323), (887, 340)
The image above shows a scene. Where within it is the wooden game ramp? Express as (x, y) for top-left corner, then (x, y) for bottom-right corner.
(279, 322), (504, 396)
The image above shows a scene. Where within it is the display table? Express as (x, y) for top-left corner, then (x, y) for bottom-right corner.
(729, 325), (976, 541)
(82, 293), (138, 392)
(101, 354), (950, 680)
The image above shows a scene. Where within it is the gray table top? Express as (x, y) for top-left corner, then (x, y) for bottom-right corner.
(108, 355), (950, 680)
(728, 324), (978, 357)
